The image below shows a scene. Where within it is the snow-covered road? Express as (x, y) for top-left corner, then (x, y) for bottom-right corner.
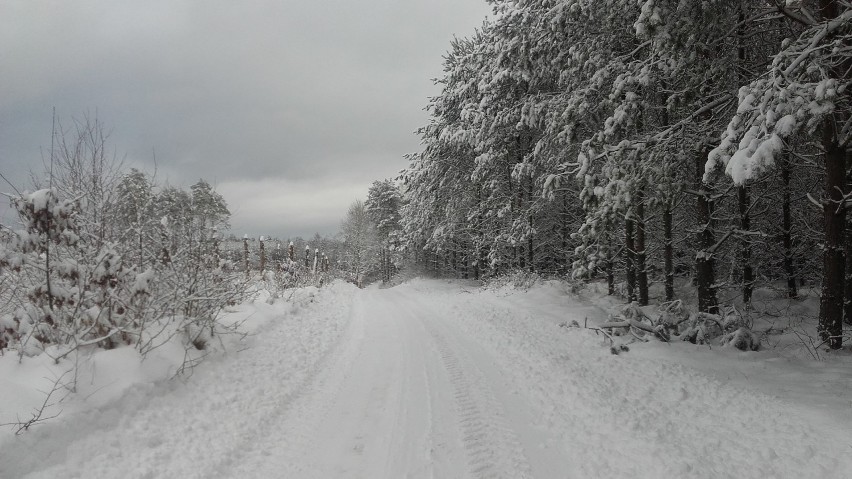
(5, 279), (851, 478)
(235, 285), (562, 478)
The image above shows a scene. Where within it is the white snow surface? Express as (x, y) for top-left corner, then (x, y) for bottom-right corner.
(2, 278), (851, 478)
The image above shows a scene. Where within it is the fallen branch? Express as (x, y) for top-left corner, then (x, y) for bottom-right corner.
(601, 317), (670, 342)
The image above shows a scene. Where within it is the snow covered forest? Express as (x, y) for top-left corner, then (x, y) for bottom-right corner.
(391, 0), (852, 351)
(2, 0), (852, 477)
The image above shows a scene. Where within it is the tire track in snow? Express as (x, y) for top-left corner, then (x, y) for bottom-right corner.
(384, 292), (468, 477)
(377, 302), (436, 478)
(426, 325), (534, 479)
(417, 281), (852, 479)
(178, 286), (363, 479)
(253, 288), (435, 478)
(222, 291), (368, 479)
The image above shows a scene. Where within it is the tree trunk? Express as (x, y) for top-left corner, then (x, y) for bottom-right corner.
(625, 215), (637, 303)
(781, 160), (798, 298)
(817, 0), (846, 349)
(819, 117), (846, 350)
(528, 174), (535, 272)
(259, 239), (266, 274)
(562, 192), (570, 275)
(636, 189), (649, 306)
(462, 250), (469, 279)
(607, 232), (616, 296)
(243, 238), (250, 278)
(846, 173), (852, 325)
(664, 200), (674, 302)
(734, 1), (754, 305)
(474, 242), (481, 281)
(696, 146), (718, 314)
(738, 185), (753, 303)
(528, 230), (534, 273)
(475, 187), (483, 281)
(514, 245), (520, 270)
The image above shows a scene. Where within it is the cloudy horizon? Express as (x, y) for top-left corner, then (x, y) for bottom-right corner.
(0, 0), (491, 238)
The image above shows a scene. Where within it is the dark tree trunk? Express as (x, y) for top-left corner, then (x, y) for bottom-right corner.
(846, 101), (852, 326)
(481, 238), (490, 278)
(160, 227), (171, 265)
(664, 200), (675, 302)
(244, 238), (250, 277)
(259, 239), (266, 274)
(383, 248), (388, 283)
(475, 188), (483, 281)
(625, 215), (637, 303)
(528, 174), (535, 272)
(781, 160), (798, 298)
(636, 189), (649, 306)
(562, 192), (570, 275)
(817, 0), (846, 349)
(474, 254), (480, 280)
(513, 245), (519, 270)
(474, 241), (481, 281)
(607, 245), (616, 296)
(846, 170), (852, 325)
(463, 250), (469, 279)
(738, 185), (753, 303)
(696, 147), (718, 314)
(138, 230), (144, 269)
(528, 229), (534, 273)
(819, 118), (846, 350)
(734, 1), (753, 305)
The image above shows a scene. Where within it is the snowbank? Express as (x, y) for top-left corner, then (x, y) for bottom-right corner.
(398, 278), (852, 478)
(0, 280), (357, 478)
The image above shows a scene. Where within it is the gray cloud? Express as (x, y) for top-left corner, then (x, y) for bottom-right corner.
(0, 0), (489, 237)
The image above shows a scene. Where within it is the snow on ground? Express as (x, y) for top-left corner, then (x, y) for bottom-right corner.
(579, 279), (852, 430)
(0, 282), (351, 478)
(410, 278), (852, 478)
(2, 278), (851, 478)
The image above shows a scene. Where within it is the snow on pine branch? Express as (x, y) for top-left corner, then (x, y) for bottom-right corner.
(707, 9), (852, 184)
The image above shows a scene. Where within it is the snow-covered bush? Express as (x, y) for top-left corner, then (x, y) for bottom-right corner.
(677, 307), (760, 351)
(678, 312), (724, 346)
(0, 175), (249, 360)
(658, 300), (689, 336)
(597, 299), (760, 350)
(483, 270), (543, 291)
(720, 327), (760, 352)
(0, 189), (143, 354)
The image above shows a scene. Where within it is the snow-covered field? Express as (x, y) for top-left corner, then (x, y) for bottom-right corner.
(2, 278), (850, 478)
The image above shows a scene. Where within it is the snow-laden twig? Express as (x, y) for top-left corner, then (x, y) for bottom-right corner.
(0, 370), (71, 434)
(48, 328), (122, 363)
(783, 9), (852, 77)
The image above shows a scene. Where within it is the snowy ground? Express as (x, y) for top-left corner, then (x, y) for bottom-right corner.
(2, 278), (851, 478)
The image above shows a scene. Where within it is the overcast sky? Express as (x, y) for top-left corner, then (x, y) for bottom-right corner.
(0, 0), (490, 239)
